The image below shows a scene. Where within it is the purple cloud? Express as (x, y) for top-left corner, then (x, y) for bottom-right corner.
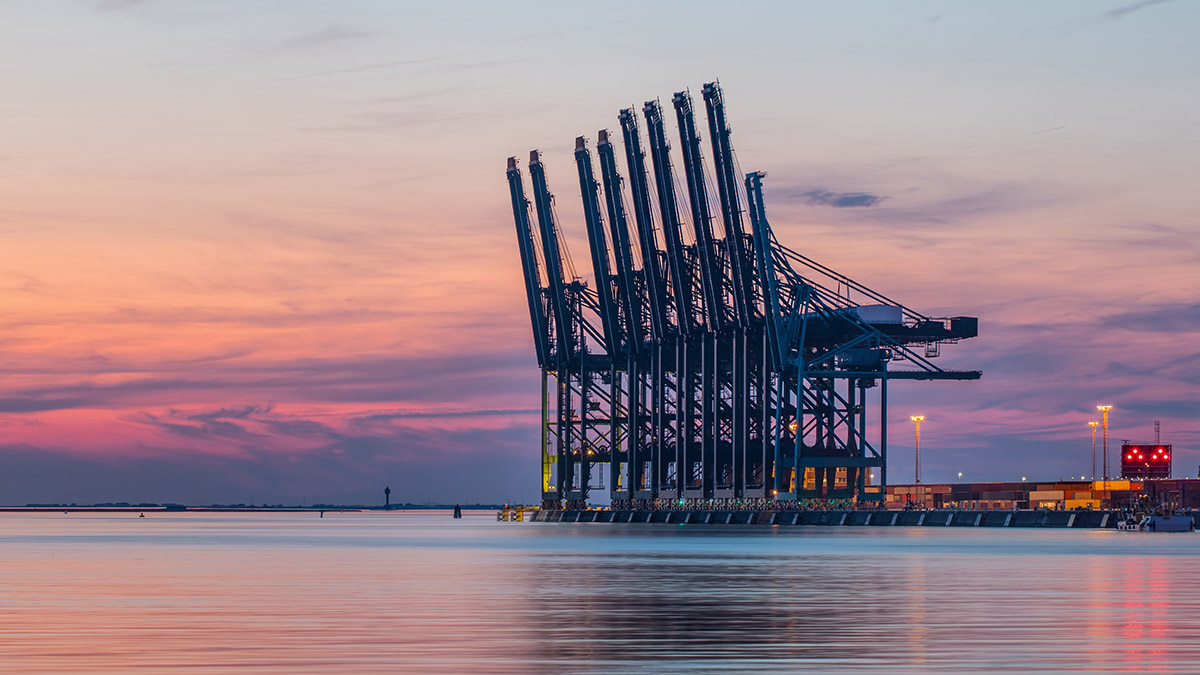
(800, 189), (887, 208)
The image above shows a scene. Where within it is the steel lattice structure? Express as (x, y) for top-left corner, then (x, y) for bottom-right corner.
(506, 83), (980, 510)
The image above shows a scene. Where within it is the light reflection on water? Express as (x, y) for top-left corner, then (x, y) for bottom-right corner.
(1, 511), (1198, 674)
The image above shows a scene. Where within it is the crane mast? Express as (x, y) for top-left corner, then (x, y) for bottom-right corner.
(521, 150), (619, 507)
(597, 130), (656, 498)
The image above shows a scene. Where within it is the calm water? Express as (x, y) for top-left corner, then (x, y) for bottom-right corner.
(1, 511), (1197, 674)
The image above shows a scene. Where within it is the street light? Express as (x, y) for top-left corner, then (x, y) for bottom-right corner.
(1097, 405), (1114, 480)
(910, 415), (925, 484)
(1088, 421), (1099, 482)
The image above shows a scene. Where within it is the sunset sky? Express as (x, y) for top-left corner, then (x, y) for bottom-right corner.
(1, 0), (1197, 505)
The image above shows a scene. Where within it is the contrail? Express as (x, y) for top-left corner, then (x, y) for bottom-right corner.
(960, 125), (1069, 151)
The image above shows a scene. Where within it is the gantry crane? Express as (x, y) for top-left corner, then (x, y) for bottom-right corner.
(507, 83), (980, 510)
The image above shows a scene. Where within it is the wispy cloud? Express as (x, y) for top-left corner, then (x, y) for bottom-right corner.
(800, 189), (887, 208)
(182, 405), (274, 422)
(0, 398), (90, 414)
(138, 409), (270, 443)
(280, 25), (373, 50)
(0, 350), (532, 411)
(1106, 0), (1176, 19)
(1099, 302), (1200, 333)
(79, 403), (545, 503)
(281, 56), (454, 80)
(853, 182), (1066, 229)
(353, 408), (540, 422)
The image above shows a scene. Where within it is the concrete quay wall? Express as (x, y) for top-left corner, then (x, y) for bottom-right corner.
(530, 508), (1169, 529)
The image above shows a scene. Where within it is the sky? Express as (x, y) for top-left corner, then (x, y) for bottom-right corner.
(1, 0), (1197, 505)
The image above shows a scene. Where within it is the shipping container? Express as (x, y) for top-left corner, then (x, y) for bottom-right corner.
(1030, 490), (1065, 500)
(982, 491), (1020, 500)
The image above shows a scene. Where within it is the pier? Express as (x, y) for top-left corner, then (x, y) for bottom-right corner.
(527, 508), (1198, 530)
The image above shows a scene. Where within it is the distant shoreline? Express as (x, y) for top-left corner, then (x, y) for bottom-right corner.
(0, 504), (505, 513)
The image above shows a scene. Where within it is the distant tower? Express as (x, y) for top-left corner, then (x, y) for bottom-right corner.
(384, 486), (391, 510)
(1154, 420), (1161, 445)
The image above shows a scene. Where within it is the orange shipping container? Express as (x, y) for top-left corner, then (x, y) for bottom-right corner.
(1030, 490), (1065, 500)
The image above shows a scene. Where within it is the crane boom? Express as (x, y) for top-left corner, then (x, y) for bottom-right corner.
(643, 99), (697, 337)
(506, 157), (552, 368)
(528, 150), (576, 359)
(702, 82), (755, 327)
(618, 109), (672, 340)
(596, 129), (646, 353)
(746, 171), (788, 371)
(672, 90), (726, 332)
(574, 137), (621, 358)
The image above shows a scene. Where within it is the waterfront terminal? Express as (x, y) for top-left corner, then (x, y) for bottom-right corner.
(502, 478), (1200, 530)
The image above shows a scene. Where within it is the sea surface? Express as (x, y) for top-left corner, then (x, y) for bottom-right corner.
(1, 510), (1197, 674)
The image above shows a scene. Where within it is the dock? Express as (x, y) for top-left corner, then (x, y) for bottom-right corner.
(520, 509), (1199, 530)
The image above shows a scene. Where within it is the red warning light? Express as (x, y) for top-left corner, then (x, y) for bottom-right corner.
(1121, 443), (1171, 479)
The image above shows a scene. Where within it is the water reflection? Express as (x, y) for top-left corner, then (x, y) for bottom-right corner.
(1, 513), (1198, 674)
(516, 525), (1200, 674)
